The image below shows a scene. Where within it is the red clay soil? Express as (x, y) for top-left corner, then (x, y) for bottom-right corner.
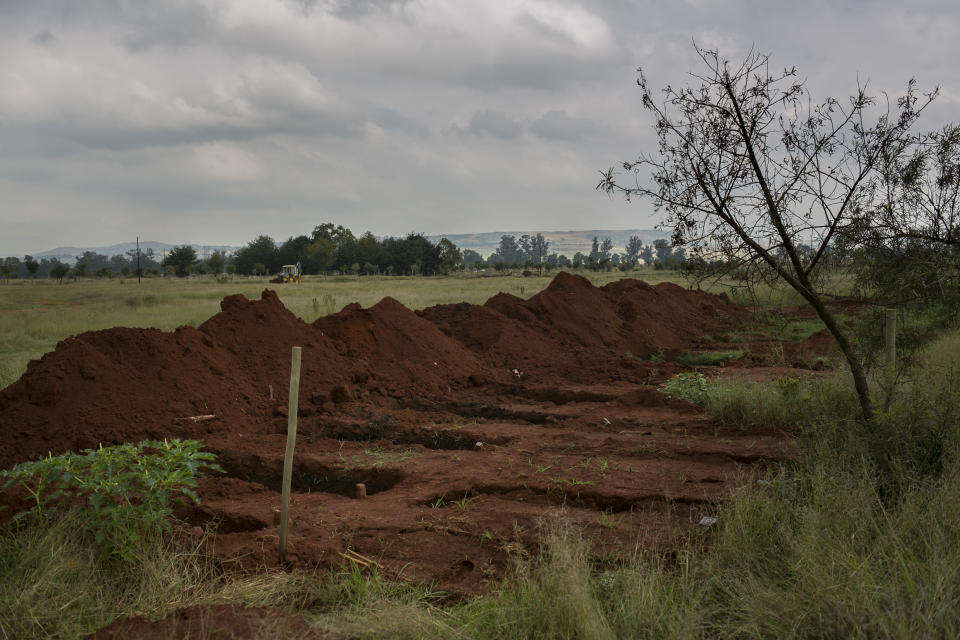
(89, 604), (322, 640)
(1, 273), (837, 625)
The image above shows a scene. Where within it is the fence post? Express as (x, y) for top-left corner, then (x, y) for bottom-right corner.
(279, 346), (302, 563)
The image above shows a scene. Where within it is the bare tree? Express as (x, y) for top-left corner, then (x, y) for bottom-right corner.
(598, 45), (935, 422)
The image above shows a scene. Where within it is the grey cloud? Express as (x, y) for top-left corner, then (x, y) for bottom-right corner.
(459, 109), (523, 140)
(373, 108), (429, 138)
(530, 109), (603, 142)
(294, 0), (415, 20)
(31, 30), (56, 46)
(119, 4), (217, 52)
(515, 12), (577, 46)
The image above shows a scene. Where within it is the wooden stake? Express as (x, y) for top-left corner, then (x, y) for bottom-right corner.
(279, 346), (302, 563)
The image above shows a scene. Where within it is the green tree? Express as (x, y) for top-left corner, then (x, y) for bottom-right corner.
(528, 233), (550, 275)
(489, 235), (523, 265)
(311, 223), (357, 272)
(437, 238), (462, 274)
(305, 237), (336, 274)
(278, 235), (311, 269)
(24, 255), (39, 279)
(50, 263), (69, 282)
(234, 236), (279, 276)
(624, 236), (643, 267)
(356, 232), (379, 272)
(205, 250), (227, 276)
(844, 123), (960, 307)
(461, 249), (484, 268)
(165, 245), (198, 277)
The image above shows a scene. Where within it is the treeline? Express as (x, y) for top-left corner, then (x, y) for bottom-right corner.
(0, 224), (686, 281)
(228, 224), (462, 276)
(0, 250), (165, 281)
(480, 233), (682, 271)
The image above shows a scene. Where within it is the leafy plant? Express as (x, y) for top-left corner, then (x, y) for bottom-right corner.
(659, 372), (712, 406)
(0, 439), (222, 563)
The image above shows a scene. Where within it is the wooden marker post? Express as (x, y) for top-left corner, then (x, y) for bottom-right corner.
(279, 346), (302, 563)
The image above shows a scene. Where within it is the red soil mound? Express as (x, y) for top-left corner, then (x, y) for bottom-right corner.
(313, 296), (492, 395)
(0, 290), (494, 468)
(421, 272), (746, 380)
(0, 275), (742, 469)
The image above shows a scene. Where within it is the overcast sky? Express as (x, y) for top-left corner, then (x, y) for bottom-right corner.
(1, 0), (958, 256)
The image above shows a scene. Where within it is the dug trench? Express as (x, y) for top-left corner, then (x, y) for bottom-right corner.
(0, 273), (836, 597)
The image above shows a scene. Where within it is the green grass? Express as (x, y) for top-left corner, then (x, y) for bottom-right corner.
(0, 518), (309, 639)
(675, 349), (745, 366)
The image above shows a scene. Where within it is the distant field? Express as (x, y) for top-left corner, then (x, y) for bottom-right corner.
(0, 268), (689, 390)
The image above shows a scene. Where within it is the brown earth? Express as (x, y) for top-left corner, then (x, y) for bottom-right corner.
(88, 604), (323, 640)
(2, 273), (840, 635)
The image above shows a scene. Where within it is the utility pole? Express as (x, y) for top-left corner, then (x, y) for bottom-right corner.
(136, 236), (142, 285)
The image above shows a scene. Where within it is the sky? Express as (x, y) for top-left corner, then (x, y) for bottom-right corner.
(1, 0), (958, 257)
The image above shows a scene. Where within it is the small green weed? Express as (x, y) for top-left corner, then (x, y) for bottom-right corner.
(597, 512), (624, 529)
(362, 447), (421, 468)
(454, 493), (475, 511)
(659, 372), (712, 406)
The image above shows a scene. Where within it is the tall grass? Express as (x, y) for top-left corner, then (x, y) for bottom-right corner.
(0, 517), (307, 639)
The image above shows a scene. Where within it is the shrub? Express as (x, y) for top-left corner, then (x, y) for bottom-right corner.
(659, 372), (711, 406)
(1, 439), (222, 563)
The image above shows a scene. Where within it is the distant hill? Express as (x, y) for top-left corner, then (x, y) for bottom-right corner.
(34, 241), (242, 264)
(427, 229), (668, 258)
(32, 229), (667, 264)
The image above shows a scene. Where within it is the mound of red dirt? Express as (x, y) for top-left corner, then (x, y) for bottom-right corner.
(421, 272), (747, 380)
(0, 275), (749, 469)
(0, 289), (500, 468)
(313, 296), (491, 395)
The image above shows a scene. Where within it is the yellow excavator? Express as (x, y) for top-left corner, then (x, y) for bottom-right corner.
(271, 262), (301, 284)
